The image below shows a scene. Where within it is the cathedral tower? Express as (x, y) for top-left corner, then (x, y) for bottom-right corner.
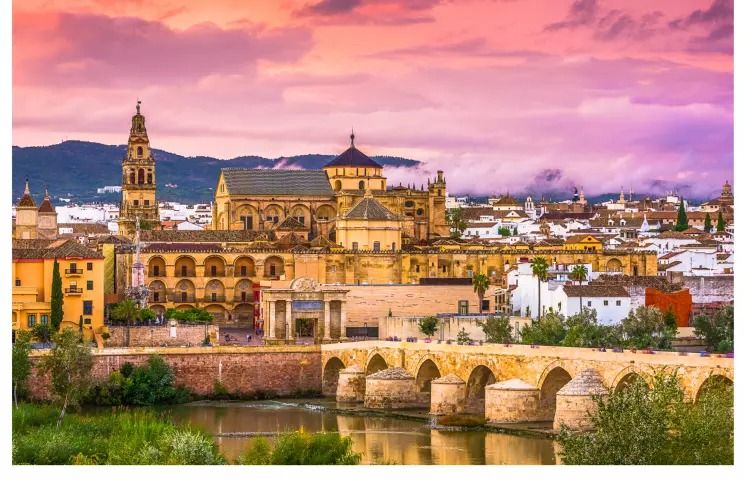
(37, 187), (58, 239)
(119, 101), (159, 237)
(15, 179), (38, 239)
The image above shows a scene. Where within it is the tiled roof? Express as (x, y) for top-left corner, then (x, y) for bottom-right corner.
(565, 234), (600, 244)
(343, 196), (398, 220)
(540, 212), (595, 220)
(59, 223), (110, 234)
(324, 144), (382, 168)
(461, 207), (498, 220)
(492, 195), (519, 205)
(141, 230), (271, 243)
(143, 242), (223, 252)
(18, 192), (36, 207)
(594, 275), (682, 291)
(275, 216), (308, 231)
(12, 238), (103, 260)
(221, 168), (334, 196)
(562, 284), (629, 297)
(38, 195), (55, 213)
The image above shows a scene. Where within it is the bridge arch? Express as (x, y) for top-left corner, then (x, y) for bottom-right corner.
(365, 352), (389, 375)
(611, 366), (651, 393)
(465, 365), (497, 415)
(538, 362), (573, 421)
(695, 373), (733, 402)
(415, 359), (442, 393)
(323, 357), (346, 396)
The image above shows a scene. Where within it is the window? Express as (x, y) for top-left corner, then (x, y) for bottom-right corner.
(153, 266), (160, 276)
(181, 292), (187, 302)
(70, 262), (77, 271)
(86, 280), (93, 290)
(211, 293), (217, 302)
(27, 314), (36, 327)
(603, 300), (609, 306)
(181, 266), (187, 276)
(616, 300), (622, 306)
(481, 299), (490, 312)
(147, 173), (153, 184)
(134, 200), (139, 206)
(87, 262), (93, 271)
(153, 292), (160, 302)
(240, 215), (253, 230)
(40, 314), (49, 325)
(84, 318), (91, 325)
(210, 266), (217, 276)
(15, 279), (20, 287)
(359, 180), (365, 190)
(352, 242), (359, 251)
(416, 208), (424, 216)
(83, 301), (93, 316)
(241, 292), (247, 302)
(136, 146), (143, 158)
(458, 300), (469, 315)
(240, 266), (247, 276)
(144, 200), (150, 207)
(269, 265), (276, 277)
(392, 242), (396, 252)
(587, 301), (592, 307)
(373, 241), (381, 252)
(405, 200), (415, 208)
(415, 265), (420, 273)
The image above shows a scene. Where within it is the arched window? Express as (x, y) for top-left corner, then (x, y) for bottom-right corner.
(334, 180), (342, 191)
(147, 173), (153, 184)
(138, 169), (145, 184)
(136, 146), (143, 158)
(359, 180), (365, 190)
(129, 170), (135, 184)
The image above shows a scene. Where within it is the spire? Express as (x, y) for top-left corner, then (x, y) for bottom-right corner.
(136, 99), (141, 114)
(24, 178), (30, 195)
(18, 178), (36, 207)
(350, 129), (355, 147)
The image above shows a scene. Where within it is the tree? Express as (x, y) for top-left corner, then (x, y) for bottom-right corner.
(620, 306), (677, 349)
(674, 200), (688, 231)
(50, 258), (64, 332)
(456, 328), (472, 345)
(570, 264), (588, 311)
(32, 322), (52, 344)
(112, 299), (142, 347)
(703, 212), (712, 233)
(12, 331), (33, 408)
(40, 329), (93, 427)
(417, 316), (439, 338)
(497, 227), (511, 237)
(530, 256), (549, 321)
(472, 273), (490, 314)
(519, 311), (566, 346)
(562, 309), (620, 348)
(446, 207), (467, 239)
(692, 305), (734, 353)
(716, 211), (726, 232)
(558, 371), (733, 464)
(477, 315), (513, 344)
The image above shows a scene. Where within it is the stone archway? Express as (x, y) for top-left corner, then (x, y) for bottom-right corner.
(538, 366), (572, 421)
(695, 374), (733, 402)
(415, 359), (441, 393)
(323, 357), (346, 396)
(465, 365), (496, 415)
(611, 368), (650, 394)
(366, 353), (389, 375)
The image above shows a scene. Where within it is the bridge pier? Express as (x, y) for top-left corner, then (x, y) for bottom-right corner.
(485, 379), (541, 424)
(430, 375), (466, 415)
(553, 368), (608, 431)
(336, 365), (366, 403)
(364, 367), (421, 409)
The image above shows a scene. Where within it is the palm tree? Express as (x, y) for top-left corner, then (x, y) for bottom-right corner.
(111, 299), (141, 347)
(530, 256), (549, 321)
(571, 264), (589, 314)
(472, 273), (490, 314)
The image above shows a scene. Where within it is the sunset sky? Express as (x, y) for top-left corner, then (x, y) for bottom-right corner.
(12, 0), (733, 198)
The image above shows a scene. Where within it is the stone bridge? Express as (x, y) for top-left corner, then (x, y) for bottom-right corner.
(321, 341), (733, 421)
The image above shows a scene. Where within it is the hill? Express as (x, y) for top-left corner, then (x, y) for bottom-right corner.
(12, 140), (421, 204)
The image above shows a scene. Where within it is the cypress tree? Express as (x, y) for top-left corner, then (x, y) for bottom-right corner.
(717, 211), (726, 232)
(674, 200), (688, 232)
(704, 213), (712, 233)
(50, 258), (64, 332)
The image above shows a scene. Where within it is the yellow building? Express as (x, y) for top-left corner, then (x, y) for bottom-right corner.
(563, 234), (603, 252)
(12, 239), (105, 339)
(335, 192), (402, 251)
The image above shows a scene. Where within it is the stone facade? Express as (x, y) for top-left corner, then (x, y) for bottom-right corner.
(485, 379), (541, 423)
(553, 368), (609, 431)
(336, 365), (366, 403)
(430, 374), (466, 415)
(104, 324), (218, 348)
(364, 367), (421, 409)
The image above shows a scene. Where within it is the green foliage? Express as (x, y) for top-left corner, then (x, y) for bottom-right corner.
(570, 264), (588, 284)
(471, 273), (490, 313)
(446, 207), (467, 239)
(530, 256), (550, 321)
(32, 322), (52, 344)
(477, 315), (513, 344)
(497, 227), (511, 237)
(558, 372), (733, 464)
(40, 329), (93, 425)
(85, 355), (190, 406)
(693, 305), (734, 353)
(417, 316), (439, 337)
(563, 309), (620, 348)
(165, 307), (213, 324)
(620, 306), (677, 349)
(456, 327), (472, 345)
(238, 431), (361, 465)
(50, 259), (64, 332)
(13, 331), (34, 407)
(111, 299), (141, 323)
(12, 404), (225, 465)
(703, 212), (712, 232)
(674, 200), (688, 231)
(716, 211), (726, 232)
(520, 312), (567, 346)
(140, 308), (157, 322)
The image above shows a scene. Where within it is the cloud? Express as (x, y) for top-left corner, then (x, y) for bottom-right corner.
(669, 0), (733, 29)
(544, 0), (598, 31)
(294, 0), (443, 25)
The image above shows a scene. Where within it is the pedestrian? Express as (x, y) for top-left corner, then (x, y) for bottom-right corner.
(246, 333), (250, 344)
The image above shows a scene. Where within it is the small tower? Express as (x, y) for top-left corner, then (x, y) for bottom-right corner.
(721, 180), (733, 204)
(578, 187), (586, 205)
(37, 187), (58, 239)
(15, 178), (38, 239)
(619, 187), (626, 204)
(524, 196), (536, 219)
(119, 101), (159, 237)
(428, 170), (448, 237)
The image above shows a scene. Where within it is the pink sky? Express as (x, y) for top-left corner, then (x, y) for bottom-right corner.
(12, 0), (733, 197)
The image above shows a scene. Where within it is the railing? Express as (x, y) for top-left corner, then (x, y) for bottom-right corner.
(64, 287), (83, 294)
(234, 296), (254, 303)
(65, 268), (83, 275)
(203, 295), (226, 302)
(168, 294), (196, 303)
(204, 270), (226, 277)
(148, 295), (166, 303)
(148, 270), (164, 277)
(175, 270), (196, 277)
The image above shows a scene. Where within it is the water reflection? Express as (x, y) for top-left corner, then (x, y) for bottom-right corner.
(166, 401), (556, 465)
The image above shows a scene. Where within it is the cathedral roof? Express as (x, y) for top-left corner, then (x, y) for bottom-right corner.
(275, 216), (308, 231)
(17, 179), (36, 208)
(324, 133), (383, 169)
(221, 169), (333, 196)
(141, 229), (272, 243)
(342, 196), (398, 221)
(38, 193), (55, 213)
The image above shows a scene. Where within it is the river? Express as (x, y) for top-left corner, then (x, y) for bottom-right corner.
(164, 400), (559, 465)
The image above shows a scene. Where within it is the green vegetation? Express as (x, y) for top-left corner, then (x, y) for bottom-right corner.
(417, 316), (439, 337)
(674, 200), (689, 231)
(40, 329), (94, 426)
(477, 315), (513, 344)
(497, 227), (511, 237)
(165, 307), (214, 324)
(31, 322), (52, 344)
(562, 310), (620, 348)
(238, 431), (361, 465)
(520, 311), (567, 346)
(85, 355), (191, 406)
(50, 258), (63, 332)
(716, 211), (726, 232)
(621, 306), (676, 349)
(530, 257), (549, 321)
(570, 264), (588, 308)
(692, 305), (734, 353)
(446, 207), (467, 239)
(456, 327), (472, 345)
(558, 372), (733, 464)
(704, 212), (712, 232)
(12, 403), (224, 465)
(12, 331), (33, 408)
(110, 299), (144, 323)
(471, 273), (490, 314)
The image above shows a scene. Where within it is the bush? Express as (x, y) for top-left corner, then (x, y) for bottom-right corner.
(477, 315), (513, 344)
(166, 307), (213, 324)
(456, 328), (472, 345)
(692, 305), (733, 353)
(239, 431), (361, 465)
(417, 316), (439, 337)
(520, 312), (567, 346)
(620, 306), (676, 349)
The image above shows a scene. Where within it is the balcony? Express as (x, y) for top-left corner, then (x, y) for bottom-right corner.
(65, 287), (83, 295)
(149, 295), (166, 304)
(175, 271), (197, 278)
(65, 268), (83, 276)
(168, 294), (196, 303)
(204, 295), (226, 303)
(148, 270), (165, 278)
(234, 295), (254, 303)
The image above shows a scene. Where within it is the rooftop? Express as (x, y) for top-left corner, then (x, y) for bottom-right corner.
(324, 134), (383, 169)
(13, 238), (104, 260)
(221, 168), (333, 196)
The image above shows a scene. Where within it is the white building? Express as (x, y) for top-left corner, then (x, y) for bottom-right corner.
(560, 285), (631, 325)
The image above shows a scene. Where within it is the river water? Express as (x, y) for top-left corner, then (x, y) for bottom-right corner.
(165, 400), (559, 465)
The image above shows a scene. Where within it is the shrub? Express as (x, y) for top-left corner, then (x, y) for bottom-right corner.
(417, 316), (439, 337)
(692, 305), (733, 353)
(477, 315), (513, 344)
(239, 431), (361, 465)
(520, 312), (567, 346)
(456, 328), (472, 345)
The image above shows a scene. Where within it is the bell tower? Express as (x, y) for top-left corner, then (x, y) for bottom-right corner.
(119, 101), (159, 237)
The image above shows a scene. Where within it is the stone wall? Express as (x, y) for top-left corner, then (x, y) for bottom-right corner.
(681, 275), (734, 304)
(27, 346), (322, 399)
(104, 324), (218, 347)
